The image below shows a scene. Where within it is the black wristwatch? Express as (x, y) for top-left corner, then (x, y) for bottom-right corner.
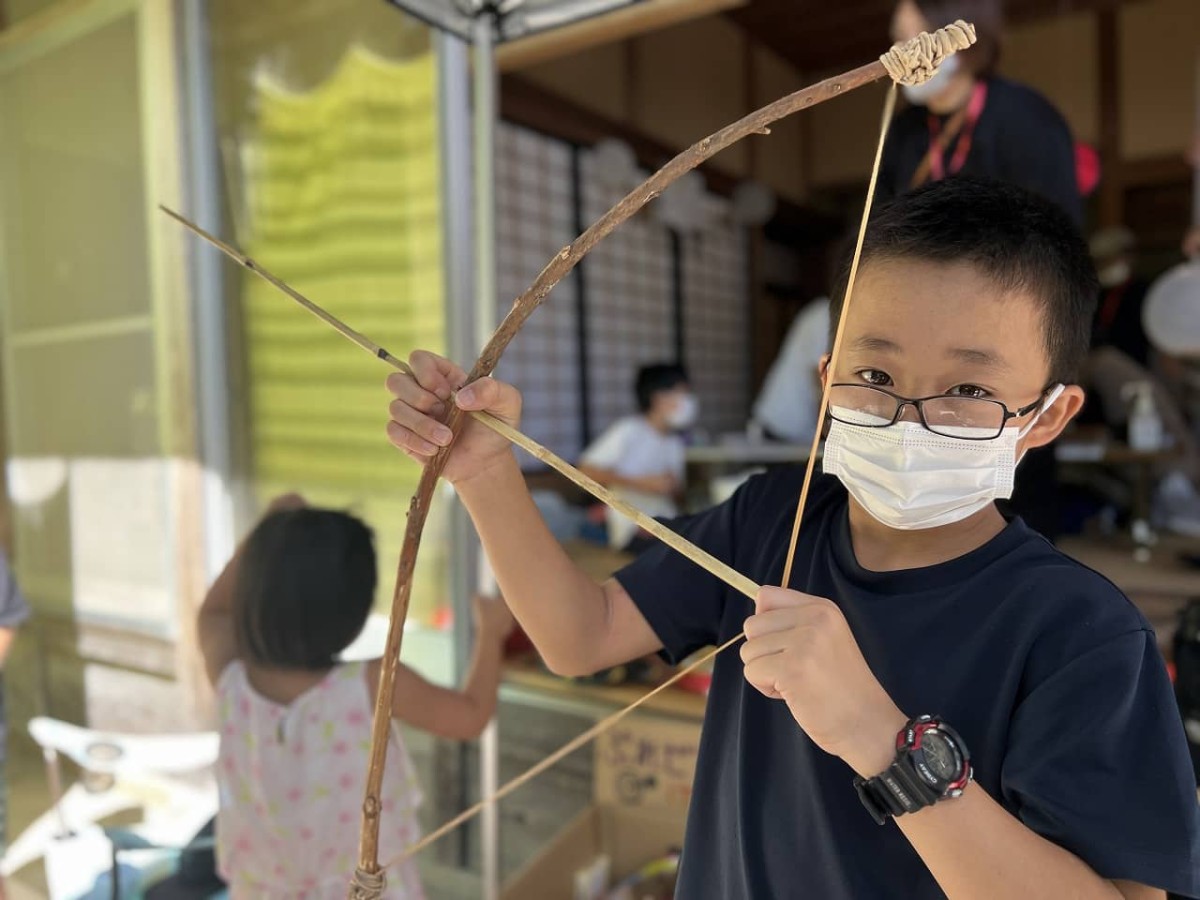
(854, 715), (972, 825)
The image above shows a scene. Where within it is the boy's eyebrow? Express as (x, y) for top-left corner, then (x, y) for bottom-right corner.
(947, 347), (1011, 371)
(851, 335), (900, 352)
(852, 335), (1012, 371)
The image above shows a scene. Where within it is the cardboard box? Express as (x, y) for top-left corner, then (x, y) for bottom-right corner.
(502, 714), (698, 899)
(593, 716), (699, 811)
(501, 804), (686, 900)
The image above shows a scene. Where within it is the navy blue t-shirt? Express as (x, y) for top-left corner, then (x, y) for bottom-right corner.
(615, 469), (1200, 898)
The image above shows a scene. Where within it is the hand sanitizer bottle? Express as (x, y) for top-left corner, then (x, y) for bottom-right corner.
(1124, 382), (1163, 452)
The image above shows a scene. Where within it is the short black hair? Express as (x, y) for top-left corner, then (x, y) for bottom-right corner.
(635, 363), (688, 412)
(830, 177), (1097, 384)
(234, 508), (376, 670)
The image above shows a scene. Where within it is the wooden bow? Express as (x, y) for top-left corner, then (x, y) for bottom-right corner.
(164, 20), (974, 897)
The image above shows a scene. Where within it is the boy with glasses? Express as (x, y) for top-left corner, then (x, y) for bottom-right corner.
(384, 177), (1199, 898)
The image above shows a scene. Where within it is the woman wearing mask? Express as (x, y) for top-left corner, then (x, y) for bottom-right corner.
(878, 0), (1082, 542)
(880, 0), (1082, 229)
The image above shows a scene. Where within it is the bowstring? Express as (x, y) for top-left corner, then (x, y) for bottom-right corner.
(780, 83), (898, 588)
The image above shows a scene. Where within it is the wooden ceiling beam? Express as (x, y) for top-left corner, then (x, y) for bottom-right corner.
(727, 0), (1151, 75)
(500, 73), (742, 195)
(499, 73), (844, 241)
(497, 0), (748, 72)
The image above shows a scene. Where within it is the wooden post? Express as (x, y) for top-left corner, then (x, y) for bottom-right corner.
(622, 37), (637, 123)
(1097, 6), (1123, 228)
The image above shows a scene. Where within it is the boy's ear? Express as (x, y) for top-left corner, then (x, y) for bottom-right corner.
(1019, 384), (1086, 453)
(817, 353), (832, 385)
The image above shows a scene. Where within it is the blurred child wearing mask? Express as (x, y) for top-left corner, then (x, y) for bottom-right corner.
(580, 363), (696, 552)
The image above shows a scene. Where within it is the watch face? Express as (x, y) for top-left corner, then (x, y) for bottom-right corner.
(920, 731), (960, 781)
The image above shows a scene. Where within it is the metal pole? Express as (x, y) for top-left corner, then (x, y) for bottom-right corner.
(438, 27), (476, 690)
(480, 547), (501, 900)
(180, 0), (238, 573)
(569, 145), (594, 448)
(436, 24), (479, 872)
(393, 4), (641, 895)
(474, 13), (498, 356)
(472, 10), (501, 900)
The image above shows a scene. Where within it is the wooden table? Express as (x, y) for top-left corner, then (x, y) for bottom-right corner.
(502, 659), (707, 723)
(685, 439), (813, 508)
(1056, 437), (1183, 557)
(685, 440), (812, 466)
(513, 540), (708, 722)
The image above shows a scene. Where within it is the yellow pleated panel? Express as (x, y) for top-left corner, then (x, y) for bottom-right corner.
(239, 46), (447, 622)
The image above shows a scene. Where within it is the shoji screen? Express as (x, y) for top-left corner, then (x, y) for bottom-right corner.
(494, 122), (583, 465)
(224, 35), (448, 622)
(578, 153), (674, 436)
(682, 196), (751, 436)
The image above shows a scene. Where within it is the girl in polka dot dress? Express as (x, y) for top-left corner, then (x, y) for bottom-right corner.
(198, 494), (513, 898)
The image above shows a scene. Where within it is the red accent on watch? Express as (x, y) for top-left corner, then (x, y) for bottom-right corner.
(898, 716), (972, 793)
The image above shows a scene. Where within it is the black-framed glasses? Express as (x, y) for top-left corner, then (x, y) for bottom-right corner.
(827, 383), (1048, 441)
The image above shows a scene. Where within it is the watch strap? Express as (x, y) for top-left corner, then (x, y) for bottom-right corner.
(855, 757), (942, 824)
(854, 772), (899, 825)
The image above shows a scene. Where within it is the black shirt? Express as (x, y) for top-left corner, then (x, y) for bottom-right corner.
(878, 77), (1083, 228)
(616, 470), (1200, 898)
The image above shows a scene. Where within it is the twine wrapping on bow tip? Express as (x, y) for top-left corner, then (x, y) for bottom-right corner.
(880, 19), (976, 86)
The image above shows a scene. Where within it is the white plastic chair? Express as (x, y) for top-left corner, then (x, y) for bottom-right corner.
(3, 717), (222, 899)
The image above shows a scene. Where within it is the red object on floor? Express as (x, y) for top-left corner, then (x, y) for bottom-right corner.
(675, 671), (712, 696)
(1168, 661), (1177, 683)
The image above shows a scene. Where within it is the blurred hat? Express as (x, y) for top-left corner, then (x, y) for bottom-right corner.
(1089, 226), (1135, 261)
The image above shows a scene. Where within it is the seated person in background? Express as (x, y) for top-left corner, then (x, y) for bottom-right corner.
(1089, 227), (1151, 367)
(1083, 347), (1200, 538)
(580, 363), (694, 552)
(752, 297), (830, 443)
(198, 493), (513, 898)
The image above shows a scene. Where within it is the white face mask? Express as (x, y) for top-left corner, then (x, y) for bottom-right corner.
(901, 54), (961, 106)
(822, 386), (1063, 530)
(666, 393), (698, 430)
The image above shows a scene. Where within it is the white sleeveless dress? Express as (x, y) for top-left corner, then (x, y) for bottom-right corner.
(216, 660), (425, 898)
